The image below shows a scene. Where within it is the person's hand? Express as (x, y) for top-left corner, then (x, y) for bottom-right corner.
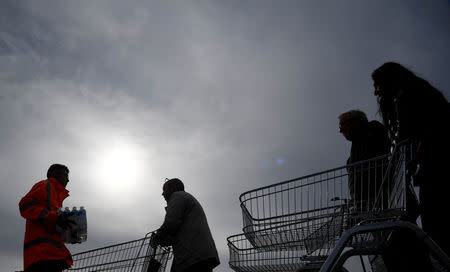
(406, 159), (418, 178)
(70, 235), (82, 244)
(151, 231), (173, 247)
(150, 232), (158, 247)
(56, 213), (76, 230)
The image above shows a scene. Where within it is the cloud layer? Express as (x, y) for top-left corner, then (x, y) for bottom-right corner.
(1, 1), (449, 271)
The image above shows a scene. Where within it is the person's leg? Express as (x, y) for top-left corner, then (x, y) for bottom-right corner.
(383, 230), (431, 272)
(182, 259), (216, 272)
(421, 186), (450, 257)
(420, 148), (450, 257)
(24, 260), (68, 272)
(183, 263), (212, 272)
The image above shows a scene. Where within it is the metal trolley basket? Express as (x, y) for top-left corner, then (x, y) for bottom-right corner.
(228, 143), (418, 271)
(239, 152), (400, 234)
(66, 232), (171, 272)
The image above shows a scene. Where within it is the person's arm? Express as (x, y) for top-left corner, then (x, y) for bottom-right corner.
(369, 121), (391, 155)
(19, 181), (60, 232)
(159, 193), (186, 235)
(395, 92), (424, 142)
(154, 193), (187, 246)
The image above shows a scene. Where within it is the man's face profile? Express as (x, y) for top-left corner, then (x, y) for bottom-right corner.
(55, 169), (69, 188)
(339, 117), (360, 142)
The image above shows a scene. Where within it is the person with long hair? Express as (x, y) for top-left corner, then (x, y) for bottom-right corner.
(372, 62), (450, 259)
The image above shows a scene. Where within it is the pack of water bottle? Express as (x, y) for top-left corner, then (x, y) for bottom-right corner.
(57, 206), (88, 244)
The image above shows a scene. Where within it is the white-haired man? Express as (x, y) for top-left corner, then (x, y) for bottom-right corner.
(338, 110), (390, 210)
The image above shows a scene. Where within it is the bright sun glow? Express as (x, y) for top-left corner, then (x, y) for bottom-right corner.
(96, 140), (144, 195)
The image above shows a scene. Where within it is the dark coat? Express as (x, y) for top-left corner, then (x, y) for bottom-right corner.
(390, 89), (450, 255)
(347, 121), (390, 210)
(158, 191), (219, 272)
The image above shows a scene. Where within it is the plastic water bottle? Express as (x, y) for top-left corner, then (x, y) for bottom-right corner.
(59, 207), (72, 243)
(71, 207), (79, 243)
(57, 206), (88, 243)
(64, 207), (72, 242)
(78, 206), (88, 242)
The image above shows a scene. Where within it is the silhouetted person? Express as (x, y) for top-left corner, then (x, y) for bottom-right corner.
(372, 62), (450, 258)
(19, 164), (75, 272)
(153, 178), (220, 272)
(339, 110), (391, 272)
(339, 110), (390, 211)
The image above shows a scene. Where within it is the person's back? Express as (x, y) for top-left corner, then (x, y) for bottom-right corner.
(155, 178), (219, 272)
(348, 120), (389, 163)
(168, 191), (219, 271)
(339, 110), (390, 211)
(373, 62), (450, 258)
(348, 120), (390, 210)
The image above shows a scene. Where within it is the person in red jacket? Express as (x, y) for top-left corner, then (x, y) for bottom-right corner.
(19, 164), (75, 272)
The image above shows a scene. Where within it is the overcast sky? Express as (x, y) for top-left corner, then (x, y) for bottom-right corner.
(1, 1), (449, 271)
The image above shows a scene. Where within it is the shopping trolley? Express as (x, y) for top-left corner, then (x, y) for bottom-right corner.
(229, 198), (353, 271)
(319, 143), (450, 271)
(239, 152), (396, 234)
(228, 212), (344, 272)
(227, 142), (427, 271)
(228, 230), (327, 272)
(66, 231), (171, 272)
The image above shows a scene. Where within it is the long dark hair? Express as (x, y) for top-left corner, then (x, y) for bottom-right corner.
(372, 62), (447, 139)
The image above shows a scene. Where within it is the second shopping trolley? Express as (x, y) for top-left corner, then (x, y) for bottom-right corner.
(228, 142), (416, 271)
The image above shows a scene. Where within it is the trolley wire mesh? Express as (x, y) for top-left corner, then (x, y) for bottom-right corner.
(228, 143), (415, 272)
(228, 232), (326, 272)
(66, 232), (171, 272)
(239, 153), (396, 233)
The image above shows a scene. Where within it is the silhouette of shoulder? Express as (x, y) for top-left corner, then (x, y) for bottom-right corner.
(367, 120), (386, 136)
(168, 191), (198, 209)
